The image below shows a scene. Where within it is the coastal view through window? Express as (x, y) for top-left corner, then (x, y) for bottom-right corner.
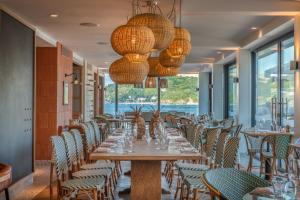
(104, 74), (199, 115)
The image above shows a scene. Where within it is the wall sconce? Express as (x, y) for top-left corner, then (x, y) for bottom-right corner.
(290, 61), (299, 70)
(65, 73), (80, 84)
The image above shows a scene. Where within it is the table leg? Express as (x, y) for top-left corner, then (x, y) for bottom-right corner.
(131, 160), (161, 200)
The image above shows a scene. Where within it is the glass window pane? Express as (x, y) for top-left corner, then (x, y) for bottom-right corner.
(256, 44), (278, 129)
(104, 74), (116, 115)
(227, 64), (238, 118)
(281, 37), (294, 127)
(160, 74), (199, 115)
(117, 84), (158, 113)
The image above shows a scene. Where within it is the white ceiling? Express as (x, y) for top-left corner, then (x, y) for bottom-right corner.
(0, 0), (299, 73)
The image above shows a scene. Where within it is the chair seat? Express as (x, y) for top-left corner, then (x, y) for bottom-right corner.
(183, 176), (206, 190)
(176, 163), (209, 171)
(72, 169), (111, 179)
(61, 177), (105, 191)
(180, 169), (206, 178)
(81, 162), (115, 170)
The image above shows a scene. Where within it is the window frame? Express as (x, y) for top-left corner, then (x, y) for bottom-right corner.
(251, 31), (294, 126)
(224, 60), (237, 119)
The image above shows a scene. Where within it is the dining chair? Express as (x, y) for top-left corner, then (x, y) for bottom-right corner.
(70, 129), (119, 180)
(244, 134), (263, 172)
(90, 121), (102, 146)
(221, 118), (234, 129)
(51, 136), (106, 200)
(201, 168), (270, 200)
(0, 163), (12, 200)
(291, 138), (300, 177)
(179, 136), (240, 200)
(259, 134), (293, 179)
(62, 131), (114, 199)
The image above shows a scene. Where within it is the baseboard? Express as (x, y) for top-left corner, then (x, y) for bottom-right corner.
(0, 173), (33, 200)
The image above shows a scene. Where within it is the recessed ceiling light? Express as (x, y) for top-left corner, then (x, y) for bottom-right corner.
(217, 51), (222, 54)
(49, 14), (59, 18)
(251, 27), (258, 30)
(80, 23), (100, 27)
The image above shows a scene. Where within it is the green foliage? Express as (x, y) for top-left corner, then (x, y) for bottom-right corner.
(105, 76), (198, 104)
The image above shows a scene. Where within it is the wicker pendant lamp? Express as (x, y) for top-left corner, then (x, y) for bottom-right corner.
(145, 77), (157, 88)
(167, 39), (191, 58)
(174, 27), (191, 41)
(111, 25), (155, 63)
(125, 53), (150, 63)
(109, 57), (149, 84)
(127, 13), (175, 50)
(148, 57), (179, 77)
(159, 50), (185, 68)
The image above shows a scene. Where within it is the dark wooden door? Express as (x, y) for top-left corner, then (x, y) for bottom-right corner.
(0, 11), (34, 182)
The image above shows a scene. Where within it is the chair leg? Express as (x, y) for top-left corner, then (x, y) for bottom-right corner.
(248, 154), (253, 172)
(50, 162), (54, 199)
(4, 188), (9, 200)
(174, 174), (181, 199)
(192, 189), (199, 200)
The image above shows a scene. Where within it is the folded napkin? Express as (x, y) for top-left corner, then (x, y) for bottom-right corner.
(115, 128), (123, 133)
(95, 147), (109, 153)
(181, 143), (192, 148)
(180, 147), (196, 153)
(105, 138), (118, 143)
(175, 138), (186, 142)
(101, 142), (116, 147)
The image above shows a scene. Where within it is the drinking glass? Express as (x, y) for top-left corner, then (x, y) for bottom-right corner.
(272, 177), (286, 198)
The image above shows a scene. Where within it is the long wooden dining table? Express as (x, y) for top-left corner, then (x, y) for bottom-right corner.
(89, 131), (201, 200)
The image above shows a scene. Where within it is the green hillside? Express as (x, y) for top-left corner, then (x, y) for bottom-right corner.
(105, 76), (198, 104)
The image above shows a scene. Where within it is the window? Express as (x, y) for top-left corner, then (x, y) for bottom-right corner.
(117, 84), (158, 113)
(104, 74), (116, 115)
(224, 62), (238, 118)
(254, 34), (294, 129)
(160, 74), (199, 115)
(104, 73), (199, 115)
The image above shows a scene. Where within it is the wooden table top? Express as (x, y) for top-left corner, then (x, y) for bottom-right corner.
(90, 136), (201, 161)
(241, 130), (293, 137)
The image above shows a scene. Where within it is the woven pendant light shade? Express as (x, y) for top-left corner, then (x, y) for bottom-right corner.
(111, 25), (155, 58)
(124, 53), (149, 63)
(159, 50), (185, 68)
(128, 13), (175, 50)
(145, 77), (157, 88)
(109, 57), (149, 84)
(174, 27), (191, 41)
(148, 57), (179, 77)
(167, 39), (191, 57)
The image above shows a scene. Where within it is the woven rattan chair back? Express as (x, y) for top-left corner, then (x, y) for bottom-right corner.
(204, 128), (220, 158)
(62, 131), (78, 168)
(213, 131), (228, 166)
(91, 121), (101, 145)
(202, 168), (270, 200)
(51, 136), (68, 181)
(70, 129), (85, 164)
(222, 137), (240, 168)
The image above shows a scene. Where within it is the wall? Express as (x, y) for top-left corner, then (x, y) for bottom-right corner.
(237, 50), (252, 128)
(0, 11), (34, 182)
(36, 43), (73, 160)
(212, 64), (224, 120)
(83, 63), (95, 121)
(198, 72), (210, 115)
